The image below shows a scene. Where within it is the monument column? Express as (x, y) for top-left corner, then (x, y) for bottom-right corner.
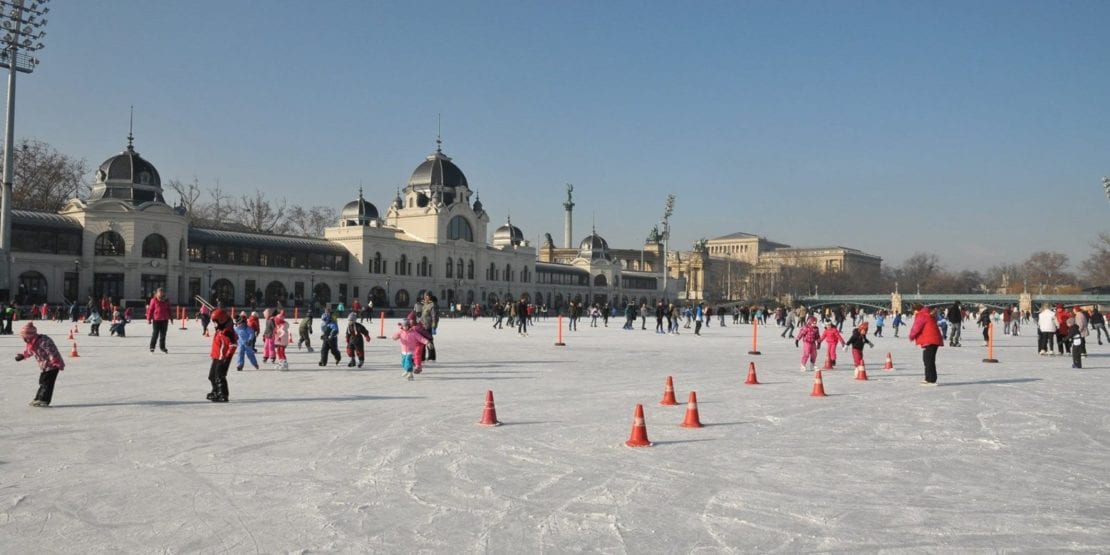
(563, 184), (574, 249)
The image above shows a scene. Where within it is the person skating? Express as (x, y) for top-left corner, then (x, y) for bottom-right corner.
(261, 309), (276, 364)
(199, 304), (211, 337)
(891, 312), (903, 337)
(147, 287), (173, 353)
(14, 322), (66, 407)
(234, 314), (260, 371)
(298, 312), (314, 352)
(821, 321), (845, 367)
(274, 314), (291, 370)
(392, 320), (429, 381)
(1090, 307), (1107, 345)
(87, 311), (102, 336)
(844, 322), (874, 376)
(318, 313), (342, 366)
(345, 313), (371, 368)
(1067, 317), (1084, 369)
(908, 303), (943, 385)
(795, 317), (820, 372)
(206, 308), (236, 402)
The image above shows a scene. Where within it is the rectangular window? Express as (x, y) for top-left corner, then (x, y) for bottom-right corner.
(140, 273), (167, 300)
(339, 283), (348, 303)
(189, 277), (201, 304)
(244, 280), (256, 301)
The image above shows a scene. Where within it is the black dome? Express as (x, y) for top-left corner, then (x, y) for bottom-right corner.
(341, 191), (379, 225)
(87, 141), (164, 204)
(409, 149), (468, 190)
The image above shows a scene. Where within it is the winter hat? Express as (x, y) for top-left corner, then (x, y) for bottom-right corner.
(211, 308), (229, 325)
(806, 316), (817, 325)
(400, 319), (412, 328)
(347, 313), (357, 322)
(19, 321), (37, 341)
(263, 308), (272, 319)
(858, 322), (869, 332)
(274, 313), (285, 325)
(235, 313), (246, 324)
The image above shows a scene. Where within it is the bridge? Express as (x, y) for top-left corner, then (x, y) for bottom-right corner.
(793, 293), (1110, 312)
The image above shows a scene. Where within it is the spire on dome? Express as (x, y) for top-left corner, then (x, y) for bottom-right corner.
(127, 105), (135, 151)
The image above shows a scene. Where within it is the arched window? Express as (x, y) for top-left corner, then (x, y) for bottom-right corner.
(594, 274), (607, 287)
(488, 262), (496, 280)
(142, 233), (168, 258)
(373, 252), (382, 274)
(394, 289), (410, 308)
(370, 286), (387, 307)
(505, 264), (512, 282)
(212, 278), (235, 306)
(18, 271), (47, 304)
(457, 258), (464, 280)
(397, 254), (408, 276)
(420, 256), (430, 277)
(447, 216), (473, 242)
(446, 258), (454, 278)
(264, 281), (287, 306)
(95, 231), (126, 256)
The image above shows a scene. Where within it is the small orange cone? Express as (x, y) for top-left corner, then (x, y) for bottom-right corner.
(680, 392), (704, 428)
(625, 404), (652, 447)
(478, 390), (501, 426)
(745, 361), (760, 385)
(855, 364), (869, 381)
(810, 370), (827, 397)
(660, 375), (679, 405)
(822, 356), (834, 370)
(69, 341), (80, 358)
(67, 328), (74, 340)
(883, 353), (894, 370)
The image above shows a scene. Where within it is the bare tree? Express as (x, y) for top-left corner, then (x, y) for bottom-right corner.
(896, 252), (944, 293)
(286, 205), (338, 237)
(235, 189), (288, 233)
(984, 263), (1025, 293)
(203, 180), (235, 227)
(1022, 251), (1073, 293)
(10, 138), (89, 211)
(1079, 233), (1110, 287)
(166, 177), (203, 220)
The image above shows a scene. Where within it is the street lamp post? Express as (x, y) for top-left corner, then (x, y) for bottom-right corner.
(72, 258), (79, 301)
(206, 266), (212, 300)
(0, 0), (49, 297)
(310, 271), (316, 309)
(1103, 176), (1109, 204)
(660, 194), (675, 296)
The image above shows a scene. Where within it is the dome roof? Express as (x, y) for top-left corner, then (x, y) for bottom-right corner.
(579, 231), (610, 260)
(493, 216), (524, 246)
(408, 148), (468, 191)
(341, 189), (379, 225)
(87, 139), (165, 205)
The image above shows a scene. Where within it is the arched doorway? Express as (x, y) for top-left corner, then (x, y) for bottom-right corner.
(394, 289), (410, 309)
(370, 286), (387, 308)
(212, 279), (235, 306)
(313, 283), (332, 306)
(265, 281), (287, 306)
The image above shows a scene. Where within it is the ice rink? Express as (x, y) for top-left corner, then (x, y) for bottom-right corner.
(1, 313), (1108, 553)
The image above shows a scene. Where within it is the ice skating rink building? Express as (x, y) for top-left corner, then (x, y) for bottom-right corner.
(7, 138), (676, 312)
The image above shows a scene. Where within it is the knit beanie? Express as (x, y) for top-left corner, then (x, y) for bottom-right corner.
(20, 321), (37, 341)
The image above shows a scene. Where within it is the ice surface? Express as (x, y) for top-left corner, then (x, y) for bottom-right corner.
(1, 315), (1108, 553)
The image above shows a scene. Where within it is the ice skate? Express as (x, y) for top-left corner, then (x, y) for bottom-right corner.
(406, 372), (414, 381)
(347, 359), (356, 368)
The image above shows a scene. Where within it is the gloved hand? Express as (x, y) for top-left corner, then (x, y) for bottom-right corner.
(794, 340), (799, 348)
(15, 354), (24, 361)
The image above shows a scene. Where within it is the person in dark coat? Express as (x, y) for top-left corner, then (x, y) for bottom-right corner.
(946, 301), (963, 347)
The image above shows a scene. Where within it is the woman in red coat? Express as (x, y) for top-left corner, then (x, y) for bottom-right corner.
(908, 303), (943, 385)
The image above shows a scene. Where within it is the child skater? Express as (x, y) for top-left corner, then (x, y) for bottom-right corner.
(318, 312), (342, 366)
(411, 318), (434, 374)
(344, 313), (371, 368)
(261, 308), (276, 364)
(234, 314), (259, 371)
(274, 313), (291, 370)
(892, 312), (903, 337)
(795, 317), (820, 372)
(14, 322), (65, 407)
(207, 308), (236, 402)
(1067, 317), (1084, 369)
(298, 312), (314, 352)
(844, 321), (875, 379)
(87, 311), (102, 336)
(392, 319), (429, 381)
(247, 311), (260, 351)
(821, 321), (845, 368)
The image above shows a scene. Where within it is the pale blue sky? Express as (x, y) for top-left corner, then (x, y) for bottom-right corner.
(15, 0), (1110, 271)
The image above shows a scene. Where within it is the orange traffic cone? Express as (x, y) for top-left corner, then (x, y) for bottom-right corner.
(67, 328), (74, 340)
(745, 361), (760, 385)
(822, 356), (834, 370)
(680, 392), (704, 428)
(660, 375), (679, 405)
(810, 370), (827, 397)
(855, 364), (869, 381)
(69, 341), (80, 358)
(478, 390), (501, 426)
(883, 352), (894, 371)
(625, 404), (652, 447)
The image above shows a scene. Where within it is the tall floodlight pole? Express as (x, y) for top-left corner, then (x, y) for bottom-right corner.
(0, 0), (48, 297)
(661, 194), (675, 295)
(1103, 176), (1109, 204)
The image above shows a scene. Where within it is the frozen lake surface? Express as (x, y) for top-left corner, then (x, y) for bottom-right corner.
(1, 314), (1108, 553)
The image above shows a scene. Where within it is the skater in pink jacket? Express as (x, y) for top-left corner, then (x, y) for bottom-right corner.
(821, 322), (846, 368)
(794, 317), (820, 372)
(392, 320), (429, 381)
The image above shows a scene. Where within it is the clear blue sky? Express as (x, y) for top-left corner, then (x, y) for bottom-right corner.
(15, 0), (1110, 272)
